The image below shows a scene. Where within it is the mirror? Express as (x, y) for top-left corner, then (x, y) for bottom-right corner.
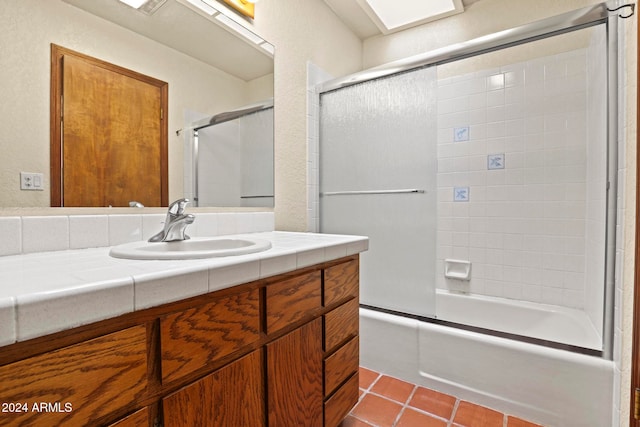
(188, 99), (274, 207)
(0, 0), (274, 208)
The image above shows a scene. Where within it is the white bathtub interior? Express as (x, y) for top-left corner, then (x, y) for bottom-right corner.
(435, 290), (602, 351)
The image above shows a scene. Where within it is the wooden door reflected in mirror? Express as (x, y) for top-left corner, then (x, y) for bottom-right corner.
(50, 44), (168, 207)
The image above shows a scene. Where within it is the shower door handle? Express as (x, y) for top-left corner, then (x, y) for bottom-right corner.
(321, 189), (425, 196)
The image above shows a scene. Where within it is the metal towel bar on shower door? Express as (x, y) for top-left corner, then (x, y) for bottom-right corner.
(321, 189), (425, 196)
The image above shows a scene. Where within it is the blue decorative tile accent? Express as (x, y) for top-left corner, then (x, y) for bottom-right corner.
(454, 187), (469, 202)
(487, 154), (505, 170)
(454, 126), (470, 142)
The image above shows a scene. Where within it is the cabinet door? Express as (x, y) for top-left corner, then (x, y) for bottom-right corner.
(163, 349), (264, 427)
(266, 317), (323, 427)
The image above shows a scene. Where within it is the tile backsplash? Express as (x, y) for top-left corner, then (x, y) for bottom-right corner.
(0, 212), (275, 257)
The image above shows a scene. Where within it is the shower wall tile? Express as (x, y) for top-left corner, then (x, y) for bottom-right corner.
(307, 62), (334, 232)
(435, 46), (605, 311)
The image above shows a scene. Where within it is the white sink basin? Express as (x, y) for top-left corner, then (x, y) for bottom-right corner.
(109, 237), (271, 260)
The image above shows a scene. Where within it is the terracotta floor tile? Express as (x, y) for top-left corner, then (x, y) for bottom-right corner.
(349, 368), (541, 427)
(408, 386), (456, 420)
(507, 415), (544, 427)
(453, 401), (504, 427)
(339, 415), (374, 427)
(396, 408), (448, 427)
(350, 393), (403, 427)
(359, 367), (380, 390)
(370, 375), (416, 404)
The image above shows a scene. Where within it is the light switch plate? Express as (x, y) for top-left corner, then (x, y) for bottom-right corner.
(20, 172), (44, 191)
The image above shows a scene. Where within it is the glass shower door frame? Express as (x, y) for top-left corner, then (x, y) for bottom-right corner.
(318, 2), (623, 359)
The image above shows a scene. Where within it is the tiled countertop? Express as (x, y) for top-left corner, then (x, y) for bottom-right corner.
(0, 231), (368, 346)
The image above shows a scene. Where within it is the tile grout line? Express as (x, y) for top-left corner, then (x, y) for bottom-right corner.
(349, 370), (383, 427)
(390, 384), (418, 427)
(364, 371), (382, 393)
(362, 383), (456, 426)
(448, 398), (461, 427)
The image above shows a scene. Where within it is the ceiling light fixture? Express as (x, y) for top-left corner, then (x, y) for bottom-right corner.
(182, 0), (270, 54)
(117, 0), (148, 8)
(117, 0), (167, 14)
(219, 0), (255, 19)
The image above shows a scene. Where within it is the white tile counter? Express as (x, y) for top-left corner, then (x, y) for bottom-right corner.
(0, 231), (368, 347)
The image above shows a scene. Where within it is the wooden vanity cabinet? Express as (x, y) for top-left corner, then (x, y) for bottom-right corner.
(0, 255), (360, 427)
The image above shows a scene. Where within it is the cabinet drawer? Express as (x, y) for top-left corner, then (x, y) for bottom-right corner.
(161, 288), (261, 383)
(0, 326), (147, 427)
(324, 372), (359, 427)
(324, 298), (359, 353)
(324, 258), (359, 307)
(324, 336), (359, 397)
(266, 271), (321, 334)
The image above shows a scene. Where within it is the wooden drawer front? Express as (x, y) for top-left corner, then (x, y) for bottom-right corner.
(324, 336), (359, 397)
(324, 258), (359, 307)
(324, 372), (359, 427)
(163, 349), (265, 427)
(324, 298), (359, 353)
(107, 407), (149, 427)
(0, 326), (147, 427)
(161, 288), (260, 383)
(266, 271), (321, 334)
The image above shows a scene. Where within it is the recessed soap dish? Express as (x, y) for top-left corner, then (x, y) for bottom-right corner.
(444, 259), (471, 281)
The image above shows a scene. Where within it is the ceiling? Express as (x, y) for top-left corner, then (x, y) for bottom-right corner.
(62, 0), (483, 79)
(62, 0), (273, 81)
(323, 0), (483, 39)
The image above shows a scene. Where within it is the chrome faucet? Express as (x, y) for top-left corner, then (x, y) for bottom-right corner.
(149, 198), (195, 242)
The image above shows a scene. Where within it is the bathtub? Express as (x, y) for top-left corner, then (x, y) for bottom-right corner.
(359, 291), (614, 427)
(435, 290), (603, 351)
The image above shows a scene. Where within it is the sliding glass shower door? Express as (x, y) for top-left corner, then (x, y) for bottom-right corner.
(319, 67), (438, 317)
